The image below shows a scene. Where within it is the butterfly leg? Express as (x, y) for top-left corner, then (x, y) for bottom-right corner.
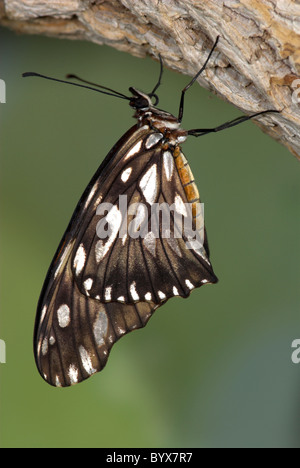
(178, 36), (220, 123)
(149, 54), (164, 98)
(187, 110), (280, 137)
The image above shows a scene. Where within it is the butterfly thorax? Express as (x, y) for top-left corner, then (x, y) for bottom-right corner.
(129, 87), (187, 146)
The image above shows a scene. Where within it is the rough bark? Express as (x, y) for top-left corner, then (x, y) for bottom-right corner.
(1, 0), (300, 160)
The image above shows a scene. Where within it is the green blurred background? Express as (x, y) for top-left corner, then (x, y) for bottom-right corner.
(0, 26), (299, 448)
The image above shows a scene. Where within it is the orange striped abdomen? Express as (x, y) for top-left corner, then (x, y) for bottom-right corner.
(173, 146), (201, 228)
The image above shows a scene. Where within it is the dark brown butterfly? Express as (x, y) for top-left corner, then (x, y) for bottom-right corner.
(23, 37), (277, 386)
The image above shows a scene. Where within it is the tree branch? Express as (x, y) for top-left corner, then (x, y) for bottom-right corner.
(1, 0), (300, 160)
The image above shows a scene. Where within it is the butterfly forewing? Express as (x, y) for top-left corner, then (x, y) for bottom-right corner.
(35, 95), (218, 387)
(70, 135), (216, 305)
(36, 264), (158, 386)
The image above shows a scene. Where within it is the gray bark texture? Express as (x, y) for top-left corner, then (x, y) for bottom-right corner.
(1, 0), (300, 160)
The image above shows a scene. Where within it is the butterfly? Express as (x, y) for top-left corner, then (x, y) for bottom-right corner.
(23, 37), (277, 386)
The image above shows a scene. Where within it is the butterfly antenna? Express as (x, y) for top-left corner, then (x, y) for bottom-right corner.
(22, 72), (131, 101)
(66, 74), (129, 99)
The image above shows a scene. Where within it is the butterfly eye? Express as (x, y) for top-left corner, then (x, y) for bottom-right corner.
(130, 96), (150, 109)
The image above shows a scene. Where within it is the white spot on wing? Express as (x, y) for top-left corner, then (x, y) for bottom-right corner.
(129, 203), (147, 232)
(84, 181), (99, 209)
(42, 338), (48, 356)
(174, 194), (187, 217)
(83, 277), (93, 294)
(121, 167), (132, 182)
(95, 205), (122, 263)
(145, 133), (163, 149)
(143, 231), (156, 256)
(68, 364), (79, 385)
(55, 375), (62, 387)
(105, 286), (112, 301)
(73, 244), (86, 276)
(93, 308), (108, 346)
(158, 290), (166, 300)
(163, 151), (174, 181)
(185, 279), (194, 290)
(79, 345), (97, 375)
(173, 286), (179, 296)
(40, 305), (47, 323)
(139, 164), (158, 205)
(125, 140), (142, 160)
(145, 292), (152, 301)
(130, 281), (139, 301)
(57, 304), (71, 328)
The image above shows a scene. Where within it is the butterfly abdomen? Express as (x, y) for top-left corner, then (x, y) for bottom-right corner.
(173, 146), (200, 222)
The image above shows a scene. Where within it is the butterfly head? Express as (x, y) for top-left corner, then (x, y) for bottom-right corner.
(129, 87), (159, 110)
(128, 86), (181, 134)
